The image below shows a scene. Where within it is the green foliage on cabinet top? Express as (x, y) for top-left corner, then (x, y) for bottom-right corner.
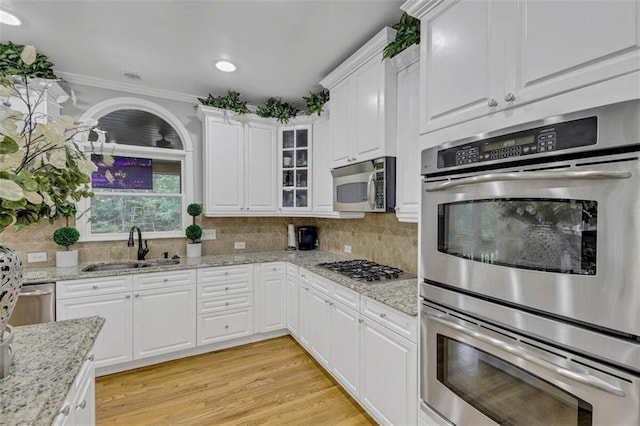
(383, 13), (420, 60)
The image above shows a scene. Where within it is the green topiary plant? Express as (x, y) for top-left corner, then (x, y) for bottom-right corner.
(185, 203), (203, 243)
(53, 209), (80, 251)
(198, 90), (250, 115)
(256, 97), (299, 124)
(383, 12), (421, 59)
(303, 90), (330, 116)
(0, 41), (57, 79)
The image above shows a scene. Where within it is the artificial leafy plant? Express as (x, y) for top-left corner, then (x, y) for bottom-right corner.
(197, 90), (250, 114)
(256, 97), (299, 124)
(383, 13), (421, 59)
(303, 90), (330, 116)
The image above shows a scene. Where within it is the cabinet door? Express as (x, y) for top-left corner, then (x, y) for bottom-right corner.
(420, 0), (506, 133)
(197, 308), (254, 345)
(298, 285), (312, 350)
(395, 52), (420, 223)
(330, 301), (360, 398)
(330, 78), (354, 167)
(308, 287), (331, 368)
(203, 116), (245, 213)
(133, 285), (196, 359)
(72, 359), (95, 426)
(286, 271), (299, 337)
(245, 122), (278, 212)
(353, 56), (385, 161)
(509, 0), (640, 106)
(312, 117), (334, 213)
(57, 293), (133, 368)
(257, 263), (286, 332)
(360, 318), (417, 426)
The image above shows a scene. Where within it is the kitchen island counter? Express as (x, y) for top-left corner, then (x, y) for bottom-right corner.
(23, 250), (418, 316)
(0, 316), (104, 425)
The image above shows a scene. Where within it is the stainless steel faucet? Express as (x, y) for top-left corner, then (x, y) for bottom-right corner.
(128, 226), (150, 260)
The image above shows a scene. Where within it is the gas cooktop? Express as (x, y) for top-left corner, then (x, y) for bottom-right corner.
(317, 260), (412, 283)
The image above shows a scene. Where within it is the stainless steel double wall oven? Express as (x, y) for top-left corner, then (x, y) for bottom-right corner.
(420, 101), (640, 425)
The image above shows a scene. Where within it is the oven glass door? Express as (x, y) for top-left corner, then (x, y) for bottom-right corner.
(438, 198), (597, 275)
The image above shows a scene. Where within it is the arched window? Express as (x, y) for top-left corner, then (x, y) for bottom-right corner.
(75, 98), (194, 241)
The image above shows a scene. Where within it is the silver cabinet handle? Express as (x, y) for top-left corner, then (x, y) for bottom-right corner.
(224, 272), (229, 275)
(92, 285), (98, 290)
(87, 354), (95, 361)
(225, 302), (229, 306)
(427, 313), (626, 397)
(18, 289), (53, 297)
(504, 92), (516, 102)
(351, 157), (357, 161)
(488, 98), (498, 107)
(135, 294), (140, 298)
(163, 278), (169, 282)
(358, 318), (364, 323)
(76, 400), (87, 409)
(125, 295), (131, 299)
(225, 325), (229, 329)
(224, 287), (229, 291)
(426, 171), (632, 192)
(379, 313), (387, 319)
(329, 301), (334, 306)
(60, 405), (71, 416)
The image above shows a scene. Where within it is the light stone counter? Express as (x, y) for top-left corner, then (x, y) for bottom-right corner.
(0, 316), (105, 425)
(24, 250), (418, 316)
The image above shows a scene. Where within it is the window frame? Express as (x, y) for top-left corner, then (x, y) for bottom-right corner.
(74, 97), (195, 242)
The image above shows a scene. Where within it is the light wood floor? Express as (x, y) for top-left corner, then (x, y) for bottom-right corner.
(95, 336), (376, 425)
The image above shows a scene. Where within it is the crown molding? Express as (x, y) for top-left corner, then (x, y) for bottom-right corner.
(401, 0), (445, 18)
(58, 72), (199, 104)
(319, 26), (396, 90)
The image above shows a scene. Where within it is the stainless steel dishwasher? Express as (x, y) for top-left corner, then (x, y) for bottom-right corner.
(8, 283), (55, 326)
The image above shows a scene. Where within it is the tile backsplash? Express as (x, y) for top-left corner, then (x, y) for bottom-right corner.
(0, 214), (418, 273)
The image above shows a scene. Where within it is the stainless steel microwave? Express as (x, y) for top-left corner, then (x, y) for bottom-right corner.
(331, 156), (396, 212)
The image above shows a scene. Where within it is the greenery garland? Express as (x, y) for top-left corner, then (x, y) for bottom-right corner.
(303, 90), (330, 116)
(197, 90), (250, 114)
(383, 12), (421, 59)
(256, 97), (299, 124)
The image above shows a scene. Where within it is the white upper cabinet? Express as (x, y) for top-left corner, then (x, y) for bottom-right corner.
(392, 45), (421, 223)
(405, 0), (640, 134)
(320, 27), (398, 169)
(278, 125), (311, 212)
(197, 107), (277, 216)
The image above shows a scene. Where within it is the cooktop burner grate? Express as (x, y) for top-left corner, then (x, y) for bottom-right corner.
(317, 260), (407, 282)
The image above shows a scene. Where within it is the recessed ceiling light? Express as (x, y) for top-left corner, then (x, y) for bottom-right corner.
(0, 10), (21, 26)
(215, 61), (236, 73)
(123, 72), (142, 80)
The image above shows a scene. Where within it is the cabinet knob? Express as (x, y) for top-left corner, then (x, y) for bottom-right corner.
(358, 318), (364, 323)
(92, 285), (98, 290)
(125, 295), (131, 299)
(225, 325), (229, 329)
(225, 287), (229, 291)
(487, 98), (498, 107)
(60, 406), (71, 416)
(163, 278), (169, 282)
(76, 400), (87, 410)
(504, 92), (516, 102)
(224, 272), (229, 275)
(379, 313), (387, 319)
(329, 301), (334, 306)
(135, 294), (140, 298)
(225, 302), (229, 306)
(87, 354), (95, 361)
(301, 274), (306, 278)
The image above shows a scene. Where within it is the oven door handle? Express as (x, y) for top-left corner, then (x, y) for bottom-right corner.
(427, 314), (626, 397)
(425, 171), (632, 192)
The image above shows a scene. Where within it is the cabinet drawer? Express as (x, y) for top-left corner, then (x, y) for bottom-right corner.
(198, 279), (251, 297)
(309, 272), (333, 295)
(197, 265), (253, 283)
(197, 308), (254, 345)
(198, 293), (253, 314)
(333, 284), (360, 311)
(57, 275), (133, 299)
(133, 269), (196, 291)
(361, 296), (417, 343)
(261, 262), (286, 276)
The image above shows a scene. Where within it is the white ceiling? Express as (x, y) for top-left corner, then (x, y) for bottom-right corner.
(0, 0), (405, 109)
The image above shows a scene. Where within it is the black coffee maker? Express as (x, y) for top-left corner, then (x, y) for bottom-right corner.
(297, 226), (317, 250)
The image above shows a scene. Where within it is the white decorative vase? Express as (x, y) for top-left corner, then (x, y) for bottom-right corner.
(0, 246), (22, 333)
(186, 243), (202, 258)
(56, 250), (78, 268)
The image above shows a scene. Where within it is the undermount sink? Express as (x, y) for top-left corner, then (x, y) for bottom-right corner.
(82, 259), (180, 272)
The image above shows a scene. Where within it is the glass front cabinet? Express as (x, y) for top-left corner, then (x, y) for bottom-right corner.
(279, 125), (311, 211)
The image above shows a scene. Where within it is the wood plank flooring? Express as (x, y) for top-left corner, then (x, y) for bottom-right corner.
(95, 336), (376, 425)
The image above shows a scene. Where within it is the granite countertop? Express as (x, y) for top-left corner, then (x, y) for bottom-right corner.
(23, 250), (419, 316)
(0, 316), (105, 425)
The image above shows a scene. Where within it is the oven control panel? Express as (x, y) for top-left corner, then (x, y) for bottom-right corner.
(440, 116), (597, 168)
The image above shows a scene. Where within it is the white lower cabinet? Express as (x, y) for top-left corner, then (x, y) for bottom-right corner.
(57, 270), (197, 369)
(360, 316), (417, 426)
(196, 264), (254, 345)
(52, 352), (95, 426)
(285, 263), (299, 337)
(255, 262), (287, 332)
(294, 267), (418, 425)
